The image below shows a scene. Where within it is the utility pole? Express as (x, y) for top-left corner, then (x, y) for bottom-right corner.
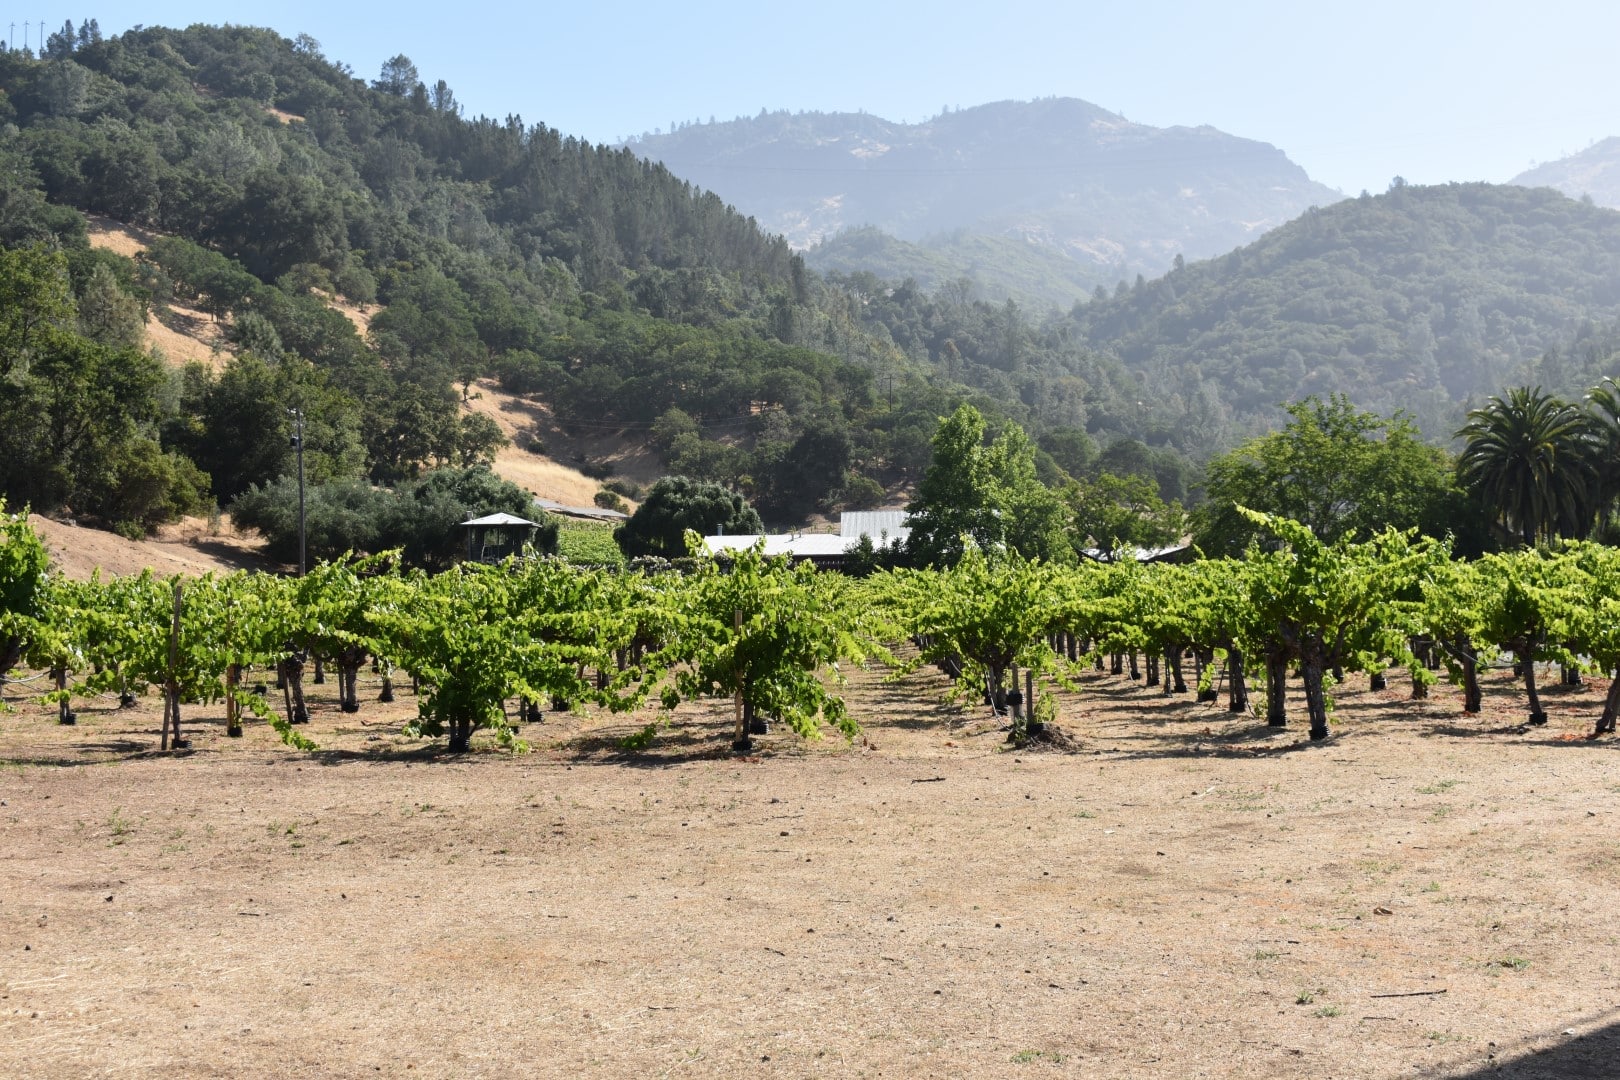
(289, 407), (307, 576)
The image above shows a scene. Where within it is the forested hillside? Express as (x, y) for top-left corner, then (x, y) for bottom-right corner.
(627, 99), (1341, 297)
(10, 22), (1620, 549)
(1068, 182), (1620, 439)
(2, 22), (1241, 539)
(803, 226), (1106, 310)
(0, 23), (1080, 532)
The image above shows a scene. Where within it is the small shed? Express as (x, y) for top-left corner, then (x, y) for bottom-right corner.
(461, 512), (543, 563)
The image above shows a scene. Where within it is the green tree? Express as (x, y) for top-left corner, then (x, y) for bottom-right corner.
(757, 419), (851, 522)
(1037, 427), (1096, 478)
(1066, 471), (1185, 555)
(904, 404), (1070, 567)
(1197, 395), (1470, 555)
(74, 263), (144, 350)
(231, 466), (546, 569)
(396, 465), (550, 569)
(986, 423), (1073, 564)
(1455, 387), (1597, 547)
(374, 55), (421, 97)
(1584, 377), (1620, 530)
(615, 476), (762, 559)
(0, 244), (75, 379)
(905, 404), (1002, 567)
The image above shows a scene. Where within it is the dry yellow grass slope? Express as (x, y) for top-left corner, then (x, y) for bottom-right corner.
(85, 215), (230, 369)
(29, 514), (269, 580)
(462, 379), (655, 506)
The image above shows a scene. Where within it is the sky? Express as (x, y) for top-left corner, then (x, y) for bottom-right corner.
(30, 0), (1620, 195)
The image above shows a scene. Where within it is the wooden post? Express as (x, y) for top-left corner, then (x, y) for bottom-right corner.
(732, 609), (747, 750)
(1025, 668), (1036, 731)
(225, 663), (242, 736)
(164, 581), (182, 751)
(55, 667), (74, 725)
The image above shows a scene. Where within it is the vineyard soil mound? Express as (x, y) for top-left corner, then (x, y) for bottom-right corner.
(2, 658), (1617, 1078)
(1014, 722), (1085, 752)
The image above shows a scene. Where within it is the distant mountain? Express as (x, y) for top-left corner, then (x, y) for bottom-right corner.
(626, 99), (1342, 304)
(1069, 182), (1620, 439)
(1512, 137), (1620, 210)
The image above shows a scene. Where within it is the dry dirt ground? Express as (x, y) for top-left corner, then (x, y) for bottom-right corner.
(2, 658), (1618, 1079)
(462, 379), (661, 503)
(84, 216), (230, 369)
(28, 515), (270, 580)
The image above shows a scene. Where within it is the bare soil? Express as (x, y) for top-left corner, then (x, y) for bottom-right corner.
(463, 380), (657, 504)
(3, 656), (1617, 1078)
(144, 303), (230, 369)
(28, 514), (271, 581)
(84, 215), (157, 259)
(85, 216), (230, 369)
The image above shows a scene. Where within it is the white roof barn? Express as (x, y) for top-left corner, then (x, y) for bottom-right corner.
(701, 534), (852, 559)
(838, 510), (910, 549)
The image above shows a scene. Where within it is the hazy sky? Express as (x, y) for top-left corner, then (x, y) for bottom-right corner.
(38, 0), (1620, 195)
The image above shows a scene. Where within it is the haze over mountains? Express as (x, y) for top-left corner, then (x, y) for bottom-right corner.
(1512, 137), (1620, 211)
(627, 99), (1341, 306)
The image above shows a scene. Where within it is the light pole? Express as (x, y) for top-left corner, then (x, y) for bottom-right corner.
(289, 407), (306, 576)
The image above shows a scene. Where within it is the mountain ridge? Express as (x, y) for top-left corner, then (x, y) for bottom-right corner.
(1066, 181), (1620, 441)
(627, 98), (1342, 293)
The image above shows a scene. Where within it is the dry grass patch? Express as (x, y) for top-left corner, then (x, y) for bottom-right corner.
(28, 513), (268, 579)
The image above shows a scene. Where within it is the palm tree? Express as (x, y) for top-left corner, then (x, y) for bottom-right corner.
(1455, 386), (1597, 547)
(1586, 378), (1620, 533)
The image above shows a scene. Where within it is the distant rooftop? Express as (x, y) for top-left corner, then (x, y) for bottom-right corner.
(838, 510), (910, 549)
(461, 512), (541, 528)
(702, 533), (853, 559)
(1079, 543), (1193, 564)
(534, 497), (628, 522)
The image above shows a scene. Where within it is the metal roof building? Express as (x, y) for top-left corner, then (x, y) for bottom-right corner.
(701, 534), (852, 560)
(1078, 543), (1194, 564)
(838, 510), (910, 549)
(533, 497), (628, 522)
